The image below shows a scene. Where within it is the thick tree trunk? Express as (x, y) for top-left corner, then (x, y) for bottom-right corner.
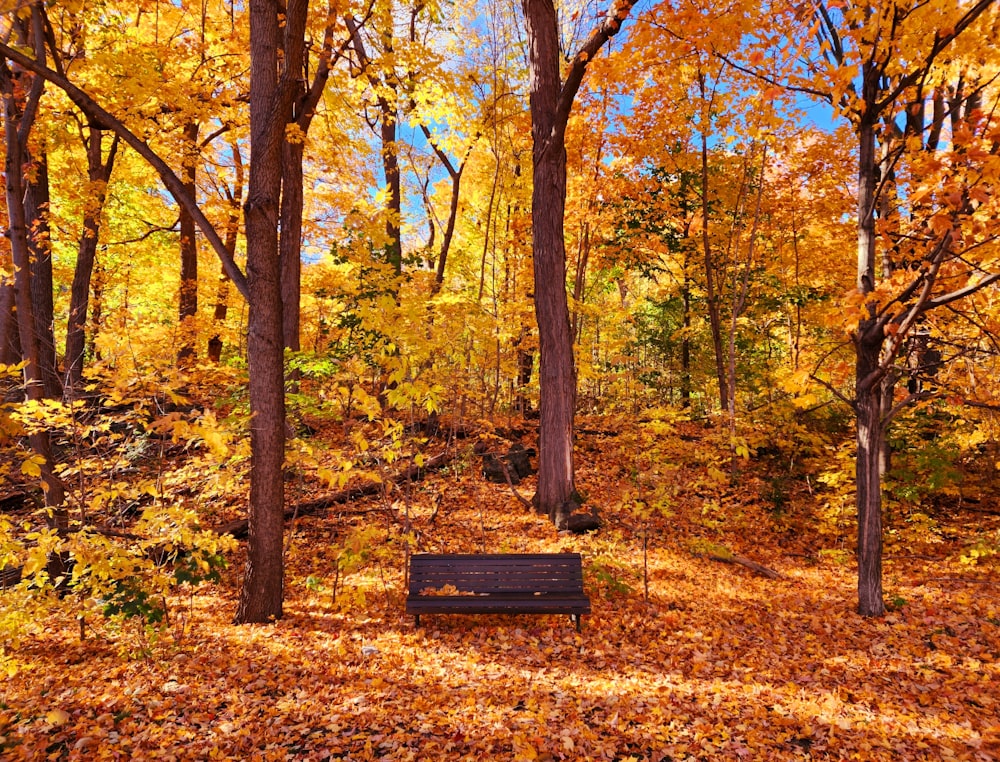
(234, 0), (305, 624)
(66, 128), (118, 389)
(521, 0), (635, 526)
(178, 121), (200, 364)
(523, 0), (577, 527)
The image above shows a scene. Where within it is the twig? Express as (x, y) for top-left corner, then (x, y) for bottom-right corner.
(702, 552), (784, 580)
(500, 461), (533, 510)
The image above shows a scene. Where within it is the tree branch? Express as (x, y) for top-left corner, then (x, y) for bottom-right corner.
(0, 40), (250, 299)
(553, 0), (639, 142)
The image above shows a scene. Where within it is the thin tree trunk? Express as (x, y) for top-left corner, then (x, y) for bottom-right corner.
(178, 121), (200, 364)
(698, 91), (728, 413)
(681, 261), (691, 408)
(854, 75), (886, 617)
(280, 139), (304, 352)
(24, 148), (60, 398)
(2, 47), (66, 523)
(571, 222), (590, 345)
(209, 136), (244, 362)
(477, 157), (501, 303)
(0, 254), (18, 365)
(726, 145), (767, 469)
(856, 334), (885, 617)
(420, 125), (470, 292)
(89, 258), (105, 363)
(381, 112), (401, 276)
(65, 128), (119, 389)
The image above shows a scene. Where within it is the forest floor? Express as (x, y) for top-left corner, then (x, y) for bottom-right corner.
(2, 416), (1000, 761)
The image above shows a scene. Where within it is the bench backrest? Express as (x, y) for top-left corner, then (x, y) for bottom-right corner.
(409, 553), (585, 596)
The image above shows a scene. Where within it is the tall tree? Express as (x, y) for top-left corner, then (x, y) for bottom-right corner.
(800, 0), (1000, 616)
(233, 0), (309, 624)
(521, 0), (637, 526)
(0, 3), (66, 521)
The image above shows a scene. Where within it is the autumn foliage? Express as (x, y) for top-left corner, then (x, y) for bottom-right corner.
(2, 410), (1000, 759)
(1, 0), (1000, 758)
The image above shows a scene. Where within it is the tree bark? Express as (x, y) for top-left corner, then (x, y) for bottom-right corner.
(24, 148), (60, 398)
(853, 75), (886, 617)
(523, 0), (576, 526)
(0, 275), (17, 365)
(521, 0), (636, 526)
(280, 139), (304, 353)
(178, 121), (200, 364)
(65, 128), (118, 389)
(697, 81), (728, 412)
(1, 37), (66, 523)
(855, 329), (886, 617)
(234, 0), (307, 624)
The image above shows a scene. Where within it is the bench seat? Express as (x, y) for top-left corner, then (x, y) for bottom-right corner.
(406, 553), (591, 630)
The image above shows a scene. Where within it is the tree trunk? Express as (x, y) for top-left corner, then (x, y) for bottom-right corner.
(381, 112), (402, 276)
(209, 136), (244, 362)
(66, 128), (118, 389)
(698, 109), (728, 412)
(0, 257), (18, 365)
(234, 0), (306, 624)
(680, 263), (691, 408)
(433, 163), (463, 289)
(853, 76), (886, 617)
(571, 222), (589, 344)
(178, 121), (200, 364)
(280, 139), (304, 352)
(2, 51), (66, 523)
(24, 148), (60, 398)
(522, 0), (636, 526)
(523, 0), (576, 527)
(855, 329), (886, 617)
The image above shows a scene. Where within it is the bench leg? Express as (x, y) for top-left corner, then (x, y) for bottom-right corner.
(414, 614), (420, 628)
(573, 614), (581, 632)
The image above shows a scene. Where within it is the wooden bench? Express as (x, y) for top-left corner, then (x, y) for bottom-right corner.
(406, 553), (591, 630)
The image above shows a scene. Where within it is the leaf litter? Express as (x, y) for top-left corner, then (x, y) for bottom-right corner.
(1, 425), (999, 761)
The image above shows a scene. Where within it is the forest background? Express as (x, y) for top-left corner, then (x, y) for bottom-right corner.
(1, 0), (1000, 758)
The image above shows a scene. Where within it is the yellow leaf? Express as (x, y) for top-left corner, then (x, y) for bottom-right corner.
(46, 709), (71, 726)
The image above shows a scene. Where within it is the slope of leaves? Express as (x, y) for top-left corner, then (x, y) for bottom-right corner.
(1, 415), (999, 761)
